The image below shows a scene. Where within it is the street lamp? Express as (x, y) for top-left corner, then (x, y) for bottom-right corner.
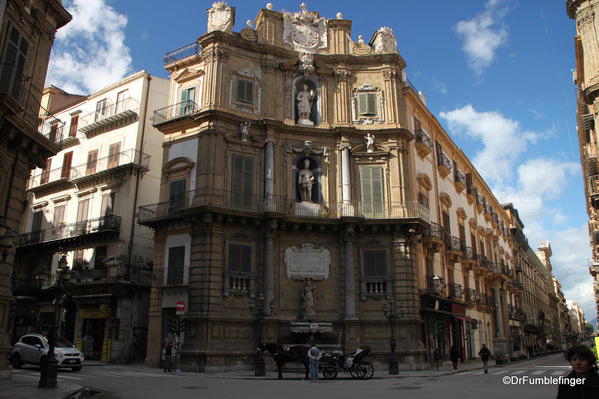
(383, 298), (398, 375)
(39, 255), (70, 389)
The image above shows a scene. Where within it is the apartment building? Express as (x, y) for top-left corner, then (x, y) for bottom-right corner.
(12, 71), (168, 362)
(0, 0), (70, 378)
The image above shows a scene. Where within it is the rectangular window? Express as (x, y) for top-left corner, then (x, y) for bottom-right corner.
(69, 115), (79, 137)
(100, 193), (114, 217)
(458, 224), (466, 250)
(236, 79), (254, 104)
(363, 249), (387, 295)
(75, 249), (85, 261)
(107, 142), (121, 168)
(360, 166), (384, 217)
(94, 246), (108, 269)
(49, 123), (59, 143)
(30, 210), (43, 243)
(168, 179), (186, 216)
(115, 89), (128, 113)
(76, 199), (90, 222)
(231, 154), (254, 210)
(0, 24), (28, 99)
(167, 246), (185, 285)
(179, 87), (195, 116)
(53, 205), (65, 225)
(413, 116), (421, 131)
(357, 93), (377, 116)
(228, 244), (251, 273)
(95, 99), (107, 122)
(61, 152), (73, 178)
(40, 158), (51, 185)
(86, 150), (98, 175)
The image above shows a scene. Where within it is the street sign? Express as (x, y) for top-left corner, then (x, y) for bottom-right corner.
(176, 300), (185, 316)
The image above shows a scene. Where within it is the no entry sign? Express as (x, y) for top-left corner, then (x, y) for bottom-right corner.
(176, 300), (185, 315)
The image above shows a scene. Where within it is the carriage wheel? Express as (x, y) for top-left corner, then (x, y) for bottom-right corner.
(359, 362), (374, 380)
(349, 365), (359, 379)
(323, 366), (338, 380)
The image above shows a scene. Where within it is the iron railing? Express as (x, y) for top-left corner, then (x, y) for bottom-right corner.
(72, 268), (107, 282)
(18, 215), (121, 247)
(483, 295), (495, 308)
(415, 129), (433, 150)
(448, 283), (463, 300)
(428, 222), (444, 240)
(589, 175), (599, 196)
(454, 168), (466, 186)
(78, 97), (140, 135)
(426, 275), (445, 295)
(463, 247), (477, 261)
(465, 288), (480, 304)
(153, 100), (200, 126)
(164, 42), (201, 64)
(466, 183), (477, 197)
(28, 164), (71, 188)
(40, 121), (68, 144)
(70, 148), (150, 180)
(445, 236), (464, 252)
(436, 150), (452, 171)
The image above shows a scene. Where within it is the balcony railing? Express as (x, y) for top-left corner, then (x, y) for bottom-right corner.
(79, 97), (140, 137)
(428, 222), (444, 241)
(483, 295), (495, 308)
(28, 164), (72, 189)
(415, 129), (433, 150)
(436, 150), (452, 171)
(70, 148), (150, 181)
(138, 189), (430, 224)
(454, 169), (466, 186)
(153, 100), (200, 126)
(18, 215), (121, 247)
(426, 275), (445, 295)
(589, 175), (599, 196)
(164, 42), (201, 64)
(72, 268), (107, 282)
(463, 247), (477, 261)
(501, 263), (513, 278)
(445, 236), (464, 252)
(465, 288), (480, 304)
(466, 183), (477, 197)
(448, 283), (463, 300)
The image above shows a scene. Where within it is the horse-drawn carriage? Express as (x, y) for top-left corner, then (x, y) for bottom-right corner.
(321, 346), (374, 380)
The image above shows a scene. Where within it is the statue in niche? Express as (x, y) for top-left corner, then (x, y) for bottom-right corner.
(301, 279), (316, 321)
(298, 158), (314, 202)
(239, 121), (250, 142)
(365, 133), (375, 152)
(296, 83), (316, 126)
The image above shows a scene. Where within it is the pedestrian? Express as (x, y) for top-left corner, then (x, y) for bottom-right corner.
(162, 335), (175, 372)
(478, 344), (491, 374)
(557, 345), (599, 398)
(450, 346), (460, 370)
(308, 343), (322, 382)
(433, 348), (442, 371)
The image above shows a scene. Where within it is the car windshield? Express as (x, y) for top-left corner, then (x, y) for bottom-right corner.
(41, 336), (74, 348)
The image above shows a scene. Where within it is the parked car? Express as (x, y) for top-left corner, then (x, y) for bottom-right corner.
(9, 333), (84, 371)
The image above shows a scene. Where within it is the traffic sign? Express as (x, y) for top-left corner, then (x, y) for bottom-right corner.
(176, 300), (185, 316)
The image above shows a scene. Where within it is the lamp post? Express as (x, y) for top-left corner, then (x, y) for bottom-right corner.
(383, 298), (398, 375)
(39, 255), (70, 388)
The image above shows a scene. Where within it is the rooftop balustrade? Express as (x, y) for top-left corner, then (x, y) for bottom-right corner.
(164, 42), (201, 64)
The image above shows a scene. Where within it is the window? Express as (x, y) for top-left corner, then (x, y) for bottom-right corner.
(225, 244), (252, 295)
(179, 87), (195, 116)
(40, 158), (51, 184)
(49, 123), (59, 143)
(100, 193), (114, 217)
(95, 99), (107, 122)
(94, 246), (107, 269)
(53, 205), (65, 225)
(86, 150), (98, 175)
(231, 155), (254, 210)
(30, 210), (43, 243)
(0, 24), (29, 99)
(363, 249), (388, 296)
(107, 142), (121, 169)
(166, 246), (185, 285)
(69, 115), (79, 137)
(413, 116), (421, 131)
(360, 166), (384, 217)
(76, 199), (90, 234)
(357, 92), (377, 116)
(417, 192), (429, 209)
(168, 179), (186, 216)
(61, 152), (73, 179)
(115, 89), (128, 113)
(236, 79), (254, 104)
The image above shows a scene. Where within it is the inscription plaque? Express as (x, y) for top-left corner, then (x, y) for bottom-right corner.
(285, 243), (330, 280)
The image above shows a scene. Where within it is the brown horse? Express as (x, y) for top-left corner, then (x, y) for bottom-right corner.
(258, 343), (310, 379)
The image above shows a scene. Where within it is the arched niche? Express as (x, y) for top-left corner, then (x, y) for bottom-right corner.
(293, 155), (322, 203)
(292, 75), (321, 126)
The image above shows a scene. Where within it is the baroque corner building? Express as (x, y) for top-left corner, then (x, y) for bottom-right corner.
(141, 3), (519, 371)
(0, 0), (71, 378)
(567, 0), (599, 325)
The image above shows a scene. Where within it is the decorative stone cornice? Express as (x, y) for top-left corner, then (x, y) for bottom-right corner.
(201, 48), (229, 62)
(383, 70), (399, 81)
(417, 173), (432, 192)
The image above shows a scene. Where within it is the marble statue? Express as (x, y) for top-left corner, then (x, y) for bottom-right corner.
(298, 158), (314, 202)
(365, 133), (375, 152)
(301, 279), (316, 320)
(239, 122), (250, 142)
(296, 83), (315, 125)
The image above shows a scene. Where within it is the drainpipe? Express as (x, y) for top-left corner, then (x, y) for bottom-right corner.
(128, 74), (152, 277)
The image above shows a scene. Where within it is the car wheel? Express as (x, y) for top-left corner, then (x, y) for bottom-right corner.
(9, 353), (23, 369)
(71, 366), (82, 372)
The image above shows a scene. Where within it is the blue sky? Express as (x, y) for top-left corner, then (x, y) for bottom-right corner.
(46, 0), (595, 324)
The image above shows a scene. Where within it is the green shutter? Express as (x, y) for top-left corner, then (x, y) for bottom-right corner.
(360, 166), (384, 217)
(358, 93), (377, 116)
(358, 93), (367, 115)
(237, 80), (254, 104)
(232, 155), (254, 209)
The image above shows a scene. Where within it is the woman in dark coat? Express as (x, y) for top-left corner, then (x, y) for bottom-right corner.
(556, 345), (599, 399)
(449, 346), (460, 370)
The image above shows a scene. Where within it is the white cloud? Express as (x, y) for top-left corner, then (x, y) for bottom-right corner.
(46, 0), (132, 94)
(440, 104), (539, 185)
(454, 0), (508, 75)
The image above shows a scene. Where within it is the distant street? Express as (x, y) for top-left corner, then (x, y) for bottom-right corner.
(9, 353), (572, 399)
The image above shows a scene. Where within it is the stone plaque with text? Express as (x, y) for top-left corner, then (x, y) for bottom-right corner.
(284, 243), (330, 280)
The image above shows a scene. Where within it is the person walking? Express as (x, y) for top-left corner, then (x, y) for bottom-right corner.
(308, 343), (322, 382)
(478, 344), (491, 374)
(433, 348), (442, 371)
(557, 345), (599, 398)
(162, 336), (175, 372)
(450, 346), (460, 370)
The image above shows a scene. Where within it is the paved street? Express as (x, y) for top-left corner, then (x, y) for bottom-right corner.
(6, 353), (572, 399)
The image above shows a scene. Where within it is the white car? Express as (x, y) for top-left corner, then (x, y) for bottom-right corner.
(9, 333), (84, 371)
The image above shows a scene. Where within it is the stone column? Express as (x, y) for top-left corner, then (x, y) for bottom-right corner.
(341, 145), (352, 216)
(263, 220), (276, 316)
(493, 287), (504, 338)
(333, 69), (352, 125)
(265, 140), (274, 198)
(343, 225), (356, 319)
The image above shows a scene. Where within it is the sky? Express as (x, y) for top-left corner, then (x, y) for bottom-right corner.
(45, 0), (596, 325)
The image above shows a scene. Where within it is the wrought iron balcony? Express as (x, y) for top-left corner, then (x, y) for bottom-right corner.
(466, 183), (477, 197)
(69, 148), (150, 184)
(138, 189), (430, 225)
(427, 222), (445, 241)
(483, 295), (495, 308)
(463, 247), (478, 262)
(414, 129), (433, 157)
(17, 215), (121, 248)
(28, 164), (72, 190)
(71, 268), (107, 282)
(465, 288), (480, 304)
(153, 100), (200, 126)
(436, 149), (452, 177)
(448, 283), (464, 300)
(164, 42), (201, 64)
(445, 236), (464, 252)
(78, 97), (140, 137)
(426, 275), (445, 295)
(454, 168), (466, 187)
(589, 175), (599, 197)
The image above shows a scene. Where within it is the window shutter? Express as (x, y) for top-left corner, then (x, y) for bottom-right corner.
(61, 152), (73, 178)
(232, 155), (253, 209)
(69, 115), (79, 137)
(167, 246), (185, 285)
(229, 244), (251, 273)
(360, 166), (384, 216)
(364, 250), (387, 278)
(366, 93), (377, 115)
(358, 93), (367, 115)
(237, 80), (253, 104)
(53, 205), (65, 225)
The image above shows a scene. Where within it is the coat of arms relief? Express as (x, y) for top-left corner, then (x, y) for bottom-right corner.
(283, 3), (328, 54)
(207, 1), (234, 33)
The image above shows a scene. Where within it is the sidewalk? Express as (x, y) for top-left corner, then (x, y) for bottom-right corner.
(1, 378), (83, 399)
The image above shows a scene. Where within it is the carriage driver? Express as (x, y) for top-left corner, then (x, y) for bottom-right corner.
(345, 345), (365, 368)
